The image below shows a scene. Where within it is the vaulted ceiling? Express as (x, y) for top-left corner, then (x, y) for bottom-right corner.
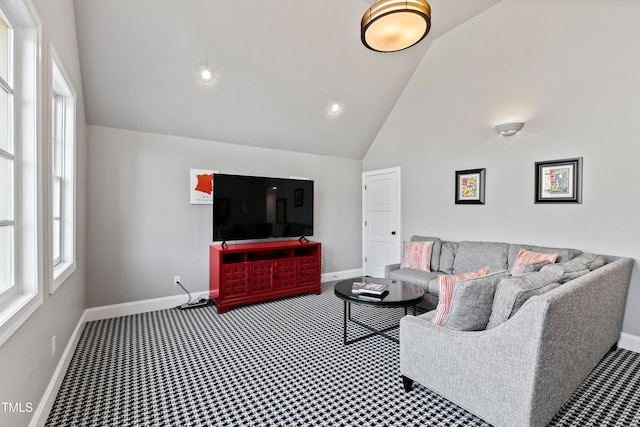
(73, 0), (501, 159)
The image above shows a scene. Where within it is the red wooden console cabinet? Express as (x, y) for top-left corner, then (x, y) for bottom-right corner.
(209, 240), (321, 313)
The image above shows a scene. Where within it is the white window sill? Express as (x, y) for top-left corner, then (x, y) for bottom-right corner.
(51, 261), (76, 294)
(0, 291), (43, 347)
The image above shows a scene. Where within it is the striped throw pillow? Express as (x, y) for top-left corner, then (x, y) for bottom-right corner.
(401, 241), (434, 272)
(511, 249), (558, 276)
(432, 266), (490, 325)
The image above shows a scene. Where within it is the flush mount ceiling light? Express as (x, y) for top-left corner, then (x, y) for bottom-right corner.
(198, 66), (214, 82)
(361, 0), (431, 52)
(495, 122), (525, 136)
(329, 103), (341, 114)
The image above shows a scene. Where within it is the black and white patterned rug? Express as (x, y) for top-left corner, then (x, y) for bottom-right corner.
(46, 282), (640, 426)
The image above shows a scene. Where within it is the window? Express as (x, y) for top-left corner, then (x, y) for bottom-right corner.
(50, 46), (76, 293)
(0, 14), (13, 302)
(0, 0), (42, 347)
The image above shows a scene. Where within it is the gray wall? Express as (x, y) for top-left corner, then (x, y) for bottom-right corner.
(86, 125), (362, 307)
(0, 1), (87, 426)
(363, 0), (640, 336)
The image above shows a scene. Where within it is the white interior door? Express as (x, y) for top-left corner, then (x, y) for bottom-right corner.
(362, 168), (401, 278)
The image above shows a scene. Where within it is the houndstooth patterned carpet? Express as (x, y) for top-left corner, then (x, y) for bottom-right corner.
(46, 282), (640, 426)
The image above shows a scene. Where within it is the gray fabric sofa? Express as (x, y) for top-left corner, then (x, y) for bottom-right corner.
(387, 235), (634, 427)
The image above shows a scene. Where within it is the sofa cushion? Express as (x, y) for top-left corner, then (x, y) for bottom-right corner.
(432, 266), (490, 325)
(388, 268), (441, 290)
(401, 241), (434, 271)
(441, 270), (511, 331)
(486, 269), (564, 329)
(410, 236), (442, 272)
(517, 260), (552, 274)
(507, 244), (582, 271)
(438, 241), (458, 274)
(540, 253), (606, 283)
(452, 241), (509, 274)
(510, 249), (558, 275)
(570, 253), (606, 270)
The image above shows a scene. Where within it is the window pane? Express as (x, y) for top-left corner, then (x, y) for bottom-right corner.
(0, 89), (8, 153)
(0, 225), (11, 292)
(52, 219), (60, 265)
(0, 17), (7, 84)
(0, 155), (11, 221)
(52, 95), (63, 174)
(52, 175), (61, 218)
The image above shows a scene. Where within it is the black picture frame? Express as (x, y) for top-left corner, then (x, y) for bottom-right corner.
(455, 168), (486, 205)
(534, 157), (583, 204)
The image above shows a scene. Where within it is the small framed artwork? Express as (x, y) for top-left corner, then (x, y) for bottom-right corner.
(294, 188), (304, 206)
(455, 168), (486, 205)
(190, 169), (214, 204)
(534, 157), (583, 203)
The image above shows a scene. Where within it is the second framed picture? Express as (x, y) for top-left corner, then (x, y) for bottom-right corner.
(534, 157), (583, 203)
(455, 168), (486, 205)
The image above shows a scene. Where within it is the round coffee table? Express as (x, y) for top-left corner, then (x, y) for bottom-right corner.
(334, 277), (424, 344)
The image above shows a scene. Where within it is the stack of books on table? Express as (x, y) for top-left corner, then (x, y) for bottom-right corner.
(352, 282), (389, 300)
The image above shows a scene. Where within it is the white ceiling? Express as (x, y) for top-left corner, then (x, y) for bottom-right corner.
(73, 0), (501, 159)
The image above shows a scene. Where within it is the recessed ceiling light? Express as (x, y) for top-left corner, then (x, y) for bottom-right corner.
(199, 66), (214, 82)
(329, 103), (341, 114)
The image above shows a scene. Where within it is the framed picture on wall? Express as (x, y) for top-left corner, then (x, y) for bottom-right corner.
(534, 157), (583, 203)
(455, 168), (486, 205)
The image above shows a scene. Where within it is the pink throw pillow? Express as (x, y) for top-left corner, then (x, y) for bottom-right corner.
(432, 266), (490, 325)
(511, 249), (558, 275)
(401, 241), (434, 272)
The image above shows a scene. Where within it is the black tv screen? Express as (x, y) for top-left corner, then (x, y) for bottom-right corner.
(212, 174), (314, 242)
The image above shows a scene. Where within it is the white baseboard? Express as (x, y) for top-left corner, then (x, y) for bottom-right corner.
(29, 311), (88, 427)
(619, 332), (640, 353)
(321, 268), (363, 283)
(83, 292), (209, 322)
(82, 270), (359, 322)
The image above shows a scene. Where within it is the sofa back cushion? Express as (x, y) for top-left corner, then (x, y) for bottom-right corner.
(486, 269), (564, 329)
(410, 236), (442, 272)
(452, 241), (510, 274)
(441, 270), (511, 331)
(507, 244), (582, 271)
(438, 241), (458, 273)
(539, 253), (606, 283)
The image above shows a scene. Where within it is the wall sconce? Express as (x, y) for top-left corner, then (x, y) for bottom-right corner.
(495, 122), (524, 136)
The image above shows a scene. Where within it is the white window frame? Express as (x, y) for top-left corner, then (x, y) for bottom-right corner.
(0, 0), (42, 348)
(49, 44), (75, 293)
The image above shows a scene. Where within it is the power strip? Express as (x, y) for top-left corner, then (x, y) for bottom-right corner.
(177, 298), (211, 310)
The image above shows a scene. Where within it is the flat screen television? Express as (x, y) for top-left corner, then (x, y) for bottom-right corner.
(212, 174), (314, 242)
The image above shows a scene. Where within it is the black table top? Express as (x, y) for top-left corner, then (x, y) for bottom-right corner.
(334, 277), (424, 308)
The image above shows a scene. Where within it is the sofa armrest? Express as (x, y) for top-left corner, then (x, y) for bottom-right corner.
(385, 263), (401, 277)
(401, 302), (548, 426)
(400, 256), (634, 427)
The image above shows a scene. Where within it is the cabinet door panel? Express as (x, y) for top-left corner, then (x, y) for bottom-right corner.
(250, 262), (274, 294)
(275, 259), (297, 290)
(223, 265), (249, 297)
(298, 256), (319, 287)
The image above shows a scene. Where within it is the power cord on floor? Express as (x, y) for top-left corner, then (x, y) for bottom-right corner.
(174, 280), (211, 310)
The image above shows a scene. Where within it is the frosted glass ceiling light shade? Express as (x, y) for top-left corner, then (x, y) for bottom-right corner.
(495, 122), (524, 136)
(361, 0), (431, 52)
